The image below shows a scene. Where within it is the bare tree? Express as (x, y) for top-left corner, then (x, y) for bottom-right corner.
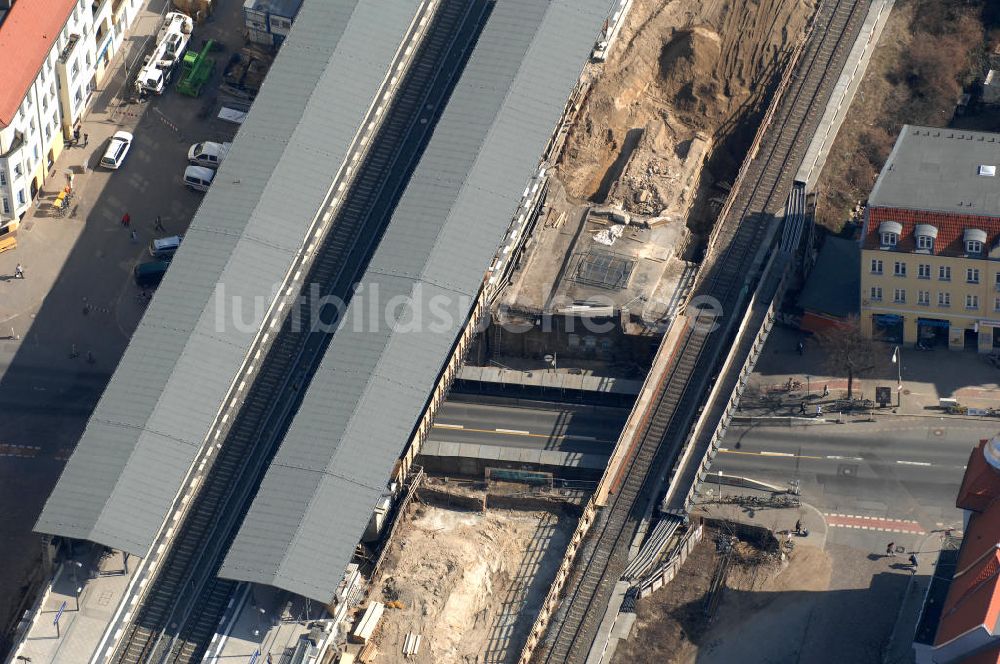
(815, 315), (878, 399)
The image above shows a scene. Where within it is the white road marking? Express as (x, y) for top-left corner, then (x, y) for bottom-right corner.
(826, 455), (863, 461)
(434, 423), (464, 430)
(896, 460), (932, 467)
(760, 451), (794, 457)
(496, 428), (530, 435)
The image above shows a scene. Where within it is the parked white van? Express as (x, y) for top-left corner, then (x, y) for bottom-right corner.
(187, 141), (231, 168)
(101, 131), (134, 170)
(183, 165), (214, 192)
(149, 235), (183, 258)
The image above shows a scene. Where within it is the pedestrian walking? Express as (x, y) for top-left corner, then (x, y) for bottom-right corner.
(14, 263), (23, 279)
(83, 132), (89, 147)
(909, 553), (919, 570)
(799, 401), (806, 414)
(154, 215), (165, 232)
(130, 229), (137, 243)
(886, 542), (896, 557)
(121, 212), (130, 227)
(794, 519), (802, 534)
(797, 340), (804, 355)
(822, 384), (829, 397)
(815, 404), (823, 417)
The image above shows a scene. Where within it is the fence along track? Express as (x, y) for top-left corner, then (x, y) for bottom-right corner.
(111, 2), (489, 662)
(530, 1), (869, 662)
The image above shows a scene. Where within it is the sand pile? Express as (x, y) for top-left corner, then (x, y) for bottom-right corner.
(559, 0), (814, 219)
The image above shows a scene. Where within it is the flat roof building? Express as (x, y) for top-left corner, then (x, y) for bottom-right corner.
(860, 126), (1000, 352)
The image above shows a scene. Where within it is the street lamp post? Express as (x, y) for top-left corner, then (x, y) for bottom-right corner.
(892, 346), (902, 407)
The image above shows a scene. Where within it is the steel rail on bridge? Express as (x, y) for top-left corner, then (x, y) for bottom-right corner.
(525, 1), (871, 662)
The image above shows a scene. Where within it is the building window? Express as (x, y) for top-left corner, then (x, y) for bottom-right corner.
(918, 290), (930, 306)
(12, 163), (22, 178)
(870, 286), (882, 302)
(881, 232), (898, 247)
(1, 197), (8, 214)
(16, 189), (25, 206)
(918, 264), (931, 279)
(995, 273), (1000, 291)
(870, 259), (883, 274)
(967, 240), (984, 254)
(894, 261), (907, 277)
(74, 88), (83, 105)
(0, 170), (5, 186)
(916, 235), (934, 250)
(995, 297), (1000, 312)
(939, 292), (951, 307)
(967, 294), (980, 310)
(71, 59), (79, 78)
(42, 95), (48, 112)
(894, 288), (906, 304)
(939, 265), (951, 281)
(967, 268), (981, 284)
(44, 123), (51, 141)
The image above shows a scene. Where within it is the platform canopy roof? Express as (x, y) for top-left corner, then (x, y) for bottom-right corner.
(35, 0), (424, 556)
(218, 0), (609, 602)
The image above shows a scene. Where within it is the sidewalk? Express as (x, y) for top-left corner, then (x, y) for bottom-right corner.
(745, 327), (1000, 419)
(7, 543), (137, 664)
(884, 531), (945, 664)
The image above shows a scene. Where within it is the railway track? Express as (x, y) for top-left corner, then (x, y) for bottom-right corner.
(534, 1), (870, 661)
(111, 2), (490, 662)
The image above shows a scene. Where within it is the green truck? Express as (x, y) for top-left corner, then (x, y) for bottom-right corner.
(177, 40), (215, 97)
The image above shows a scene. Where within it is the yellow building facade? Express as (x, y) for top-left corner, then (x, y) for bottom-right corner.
(860, 126), (1000, 353)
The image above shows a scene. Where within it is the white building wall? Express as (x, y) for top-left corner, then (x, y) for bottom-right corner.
(0, 0), (143, 225)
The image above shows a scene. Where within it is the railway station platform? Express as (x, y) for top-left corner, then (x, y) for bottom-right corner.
(8, 543), (136, 664)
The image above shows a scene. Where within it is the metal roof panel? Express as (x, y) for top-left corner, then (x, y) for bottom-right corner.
(220, 0), (608, 602)
(35, 0), (423, 556)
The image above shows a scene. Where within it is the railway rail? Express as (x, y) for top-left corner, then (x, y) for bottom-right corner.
(533, 0), (870, 661)
(110, 1), (490, 662)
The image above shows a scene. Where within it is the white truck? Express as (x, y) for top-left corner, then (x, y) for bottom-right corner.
(187, 141), (231, 168)
(136, 12), (194, 95)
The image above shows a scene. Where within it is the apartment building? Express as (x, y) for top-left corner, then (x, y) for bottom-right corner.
(860, 125), (1000, 352)
(0, 0), (141, 226)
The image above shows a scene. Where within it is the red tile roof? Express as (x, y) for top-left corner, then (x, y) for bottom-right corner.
(959, 441), (1000, 513)
(863, 206), (1000, 256)
(937, 459), (1000, 647)
(0, 0), (78, 129)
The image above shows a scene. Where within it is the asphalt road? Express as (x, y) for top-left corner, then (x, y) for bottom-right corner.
(430, 398), (628, 454)
(715, 416), (993, 526)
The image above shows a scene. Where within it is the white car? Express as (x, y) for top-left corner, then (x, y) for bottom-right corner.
(100, 131), (134, 170)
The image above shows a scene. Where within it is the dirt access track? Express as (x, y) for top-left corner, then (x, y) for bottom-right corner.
(559, 0), (814, 229)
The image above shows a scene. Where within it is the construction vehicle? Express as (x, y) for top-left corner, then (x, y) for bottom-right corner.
(135, 12), (193, 95)
(176, 40), (215, 97)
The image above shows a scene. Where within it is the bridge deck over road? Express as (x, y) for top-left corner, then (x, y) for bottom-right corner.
(530, 1), (872, 661)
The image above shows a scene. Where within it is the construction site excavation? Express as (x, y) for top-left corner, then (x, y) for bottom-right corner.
(366, 1), (823, 661)
(496, 0), (814, 353)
